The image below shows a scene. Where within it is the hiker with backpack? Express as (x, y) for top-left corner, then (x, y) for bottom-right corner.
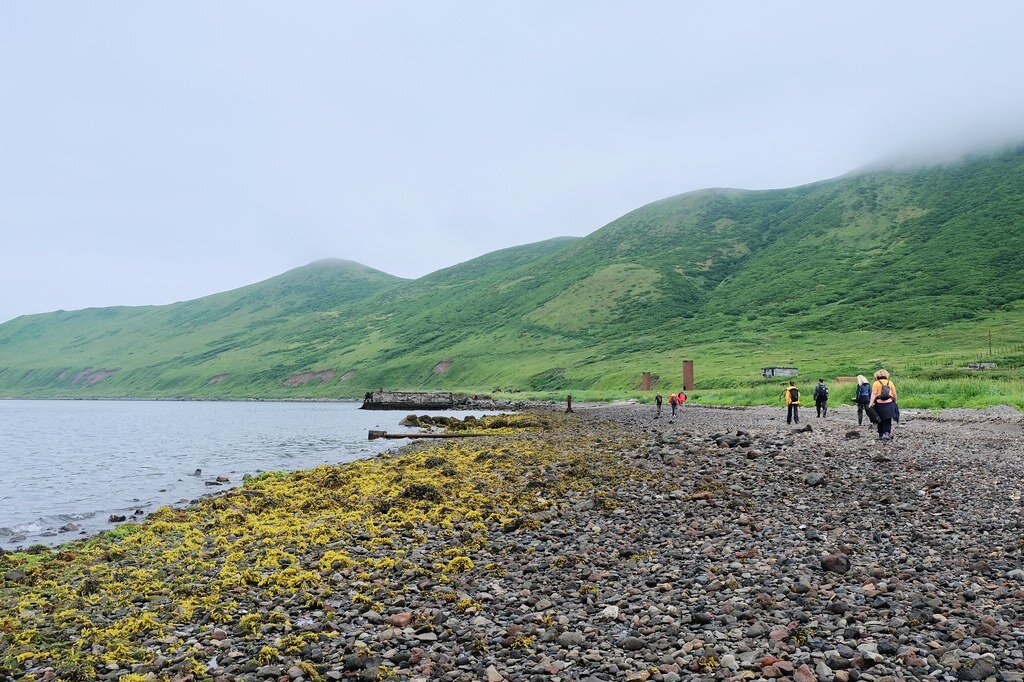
(783, 381), (800, 424)
(813, 378), (829, 418)
(854, 375), (872, 425)
(868, 369), (898, 440)
(677, 390), (687, 413)
(669, 393), (678, 418)
(655, 393), (663, 419)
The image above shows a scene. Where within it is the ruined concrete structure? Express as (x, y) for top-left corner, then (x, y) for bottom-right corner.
(762, 367), (798, 378)
(361, 391), (456, 410)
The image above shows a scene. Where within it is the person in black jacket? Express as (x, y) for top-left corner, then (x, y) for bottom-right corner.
(813, 378), (829, 418)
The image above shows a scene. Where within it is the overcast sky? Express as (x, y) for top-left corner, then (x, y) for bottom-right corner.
(3, 1), (1024, 323)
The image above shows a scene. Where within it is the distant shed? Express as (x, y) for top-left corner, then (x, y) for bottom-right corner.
(762, 367), (798, 379)
(968, 362), (997, 370)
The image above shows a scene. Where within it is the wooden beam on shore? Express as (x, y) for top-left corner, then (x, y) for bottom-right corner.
(368, 430), (490, 441)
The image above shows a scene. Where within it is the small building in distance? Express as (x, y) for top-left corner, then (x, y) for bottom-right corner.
(967, 362), (998, 370)
(762, 367), (798, 379)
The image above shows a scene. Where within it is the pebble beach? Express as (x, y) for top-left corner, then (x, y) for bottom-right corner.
(2, 405), (1023, 681)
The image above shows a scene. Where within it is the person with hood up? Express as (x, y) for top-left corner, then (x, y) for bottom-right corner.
(868, 369), (898, 440)
(853, 375), (872, 426)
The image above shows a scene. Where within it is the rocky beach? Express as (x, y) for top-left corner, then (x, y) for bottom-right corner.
(2, 405), (1023, 682)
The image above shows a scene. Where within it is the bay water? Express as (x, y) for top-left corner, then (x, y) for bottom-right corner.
(0, 400), (498, 549)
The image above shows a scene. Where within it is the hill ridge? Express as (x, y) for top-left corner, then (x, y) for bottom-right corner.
(1, 146), (1023, 400)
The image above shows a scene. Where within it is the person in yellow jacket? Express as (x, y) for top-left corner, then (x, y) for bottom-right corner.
(868, 369), (898, 440)
(783, 381), (800, 424)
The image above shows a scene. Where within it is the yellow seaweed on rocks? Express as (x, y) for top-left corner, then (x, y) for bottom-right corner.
(442, 556), (474, 573)
(0, 412), (643, 679)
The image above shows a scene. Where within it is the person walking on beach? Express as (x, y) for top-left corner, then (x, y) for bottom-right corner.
(669, 393), (678, 418)
(678, 390), (687, 413)
(565, 394), (573, 413)
(813, 378), (829, 418)
(868, 369), (898, 440)
(654, 393), (663, 418)
(784, 381), (800, 424)
(854, 374), (871, 426)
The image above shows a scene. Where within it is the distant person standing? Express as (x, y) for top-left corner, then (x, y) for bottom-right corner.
(669, 393), (678, 418)
(565, 394), (574, 413)
(854, 375), (871, 426)
(813, 378), (829, 418)
(784, 381), (800, 424)
(678, 390), (687, 413)
(868, 369), (898, 440)
(654, 393), (663, 419)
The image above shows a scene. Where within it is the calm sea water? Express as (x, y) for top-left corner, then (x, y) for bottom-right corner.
(0, 400), (497, 549)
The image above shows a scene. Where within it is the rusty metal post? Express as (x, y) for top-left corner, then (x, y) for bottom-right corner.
(683, 360), (694, 391)
(641, 372), (652, 391)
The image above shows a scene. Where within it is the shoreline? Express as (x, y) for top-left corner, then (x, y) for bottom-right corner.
(2, 392), (1021, 415)
(0, 404), (521, 552)
(2, 406), (1023, 680)
(0, 396), (536, 411)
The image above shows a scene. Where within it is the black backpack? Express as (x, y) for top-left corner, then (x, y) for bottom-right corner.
(878, 380), (892, 401)
(789, 387), (799, 402)
(814, 384), (828, 400)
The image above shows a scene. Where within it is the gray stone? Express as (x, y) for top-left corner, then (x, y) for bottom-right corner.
(804, 472), (826, 486)
(621, 636), (645, 651)
(557, 631), (585, 647)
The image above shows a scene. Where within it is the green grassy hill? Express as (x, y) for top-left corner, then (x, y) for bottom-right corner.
(2, 147), (1024, 407)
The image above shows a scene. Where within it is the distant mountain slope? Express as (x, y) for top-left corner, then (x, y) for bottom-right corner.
(1, 147), (1023, 398)
(0, 259), (406, 393)
(702, 154), (1024, 332)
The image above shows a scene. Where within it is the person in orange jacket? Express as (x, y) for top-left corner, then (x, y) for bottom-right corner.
(783, 381), (800, 424)
(868, 369), (898, 440)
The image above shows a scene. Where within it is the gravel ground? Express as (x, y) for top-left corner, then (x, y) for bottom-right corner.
(515, 402), (1024, 682)
(3, 404), (1022, 682)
